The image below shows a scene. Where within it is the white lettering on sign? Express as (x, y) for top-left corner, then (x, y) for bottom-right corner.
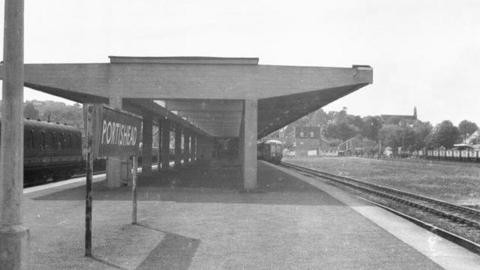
(101, 120), (138, 146)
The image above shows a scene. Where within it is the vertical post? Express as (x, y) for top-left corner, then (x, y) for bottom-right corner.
(0, 0), (29, 269)
(131, 155), (138, 224)
(192, 135), (197, 161)
(85, 105), (94, 257)
(141, 114), (153, 175)
(184, 130), (190, 163)
(175, 125), (182, 167)
(161, 119), (170, 170)
(157, 120), (162, 169)
(241, 99), (258, 191)
(239, 114), (245, 163)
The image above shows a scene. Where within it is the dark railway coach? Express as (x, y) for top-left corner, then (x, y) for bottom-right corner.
(0, 118), (83, 185)
(257, 139), (283, 164)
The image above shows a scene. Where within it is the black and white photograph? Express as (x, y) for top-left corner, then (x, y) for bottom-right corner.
(1, 1), (480, 269)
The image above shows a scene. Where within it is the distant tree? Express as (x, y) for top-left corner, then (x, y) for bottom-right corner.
(411, 121), (432, 150)
(379, 125), (401, 149)
(430, 121), (460, 148)
(361, 116), (383, 141)
(458, 120), (478, 143)
(379, 124), (416, 152)
(349, 115), (364, 132)
(325, 121), (357, 141)
(24, 102), (39, 119)
(36, 101), (83, 129)
(308, 109), (329, 126)
(333, 107), (348, 123)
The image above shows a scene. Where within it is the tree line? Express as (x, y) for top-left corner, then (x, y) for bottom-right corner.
(0, 100), (84, 132)
(282, 108), (479, 152)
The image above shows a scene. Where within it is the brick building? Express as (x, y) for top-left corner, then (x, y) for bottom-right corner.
(295, 126), (321, 156)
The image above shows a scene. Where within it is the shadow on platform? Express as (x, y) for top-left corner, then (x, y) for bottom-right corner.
(33, 161), (351, 206)
(90, 223), (200, 270)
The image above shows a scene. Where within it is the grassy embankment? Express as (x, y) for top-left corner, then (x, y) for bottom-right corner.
(286, 156), (480, 206)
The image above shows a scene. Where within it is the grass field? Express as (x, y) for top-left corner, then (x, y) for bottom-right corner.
(286, 156), (480, 206)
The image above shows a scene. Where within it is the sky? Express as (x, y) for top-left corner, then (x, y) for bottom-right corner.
(0, 0), (479, 126)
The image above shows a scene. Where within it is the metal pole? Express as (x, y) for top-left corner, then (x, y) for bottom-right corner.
(0, 0), (29, 269)
(132, 155), (138, 224)
(85, 105), (93, 257)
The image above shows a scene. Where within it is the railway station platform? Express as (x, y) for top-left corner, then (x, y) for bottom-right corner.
(23, 161), (480, 270)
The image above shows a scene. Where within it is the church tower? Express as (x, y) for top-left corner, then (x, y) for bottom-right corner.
(413, 106), (417, 120)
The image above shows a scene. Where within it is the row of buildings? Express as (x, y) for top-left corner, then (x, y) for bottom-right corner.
(272, 108), (418, 157)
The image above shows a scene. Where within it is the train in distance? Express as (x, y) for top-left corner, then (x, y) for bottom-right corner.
(257, 139), (283, 164)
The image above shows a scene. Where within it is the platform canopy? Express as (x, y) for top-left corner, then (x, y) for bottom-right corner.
(0, 56), (372, 138)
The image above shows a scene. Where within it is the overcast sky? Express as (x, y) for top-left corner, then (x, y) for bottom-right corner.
(0, 0), (479, 125)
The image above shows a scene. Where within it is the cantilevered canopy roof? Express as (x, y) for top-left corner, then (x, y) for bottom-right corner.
(0, 56), (372, 138)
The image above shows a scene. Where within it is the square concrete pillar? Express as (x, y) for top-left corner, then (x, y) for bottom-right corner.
(197, 136), (214, 161)
(238, 115), (244, 163)
(174, 125), (182, 167)
(241, 99), (258, 191)
(161, 119), (170, 170)
(157, 120), (162, 168)
(142, 114), (153, 175)
(184, 131), (190, 163)
(106, 96), (126, 187)
(192, 135), (197, 161)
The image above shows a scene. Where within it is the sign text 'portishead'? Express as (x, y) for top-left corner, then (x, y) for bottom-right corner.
(91, 104), (142, 158)
(101, 120), (138, 146)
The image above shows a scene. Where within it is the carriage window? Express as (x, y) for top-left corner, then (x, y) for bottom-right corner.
(41, 132), (46, 150)
(24, 130), (30, 149)
(50, 133), (56, 149)
(59, 134), (64, 149)
(30, 130), (35, 148)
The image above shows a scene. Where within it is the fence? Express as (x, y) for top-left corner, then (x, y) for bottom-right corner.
(412, 150), (480, 163)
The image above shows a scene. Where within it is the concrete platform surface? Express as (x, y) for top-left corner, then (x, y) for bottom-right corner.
(22, 161), (480, 269)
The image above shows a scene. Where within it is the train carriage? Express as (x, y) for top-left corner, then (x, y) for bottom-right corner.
(1, 118), (83, 185)
(257, 139), (283, 164)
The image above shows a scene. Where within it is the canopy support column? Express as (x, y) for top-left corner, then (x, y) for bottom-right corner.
(184, 130), (190, 164)
(192, 135), (197, 161)
(174, 125), (182, 167)
(160, 119), (170, 170)
(241, 99), (258, 191)
(141, 114), (153, 175)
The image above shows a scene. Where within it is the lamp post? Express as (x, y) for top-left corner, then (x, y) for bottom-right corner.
(0, 0), (30, 269)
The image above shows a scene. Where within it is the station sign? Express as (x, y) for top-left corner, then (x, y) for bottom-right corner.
(90, 104), (142, 158)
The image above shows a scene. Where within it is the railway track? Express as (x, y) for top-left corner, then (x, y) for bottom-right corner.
(281, 161), (480, 253)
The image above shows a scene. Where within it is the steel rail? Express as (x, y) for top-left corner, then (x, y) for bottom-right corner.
(281, 162), (480, 229)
